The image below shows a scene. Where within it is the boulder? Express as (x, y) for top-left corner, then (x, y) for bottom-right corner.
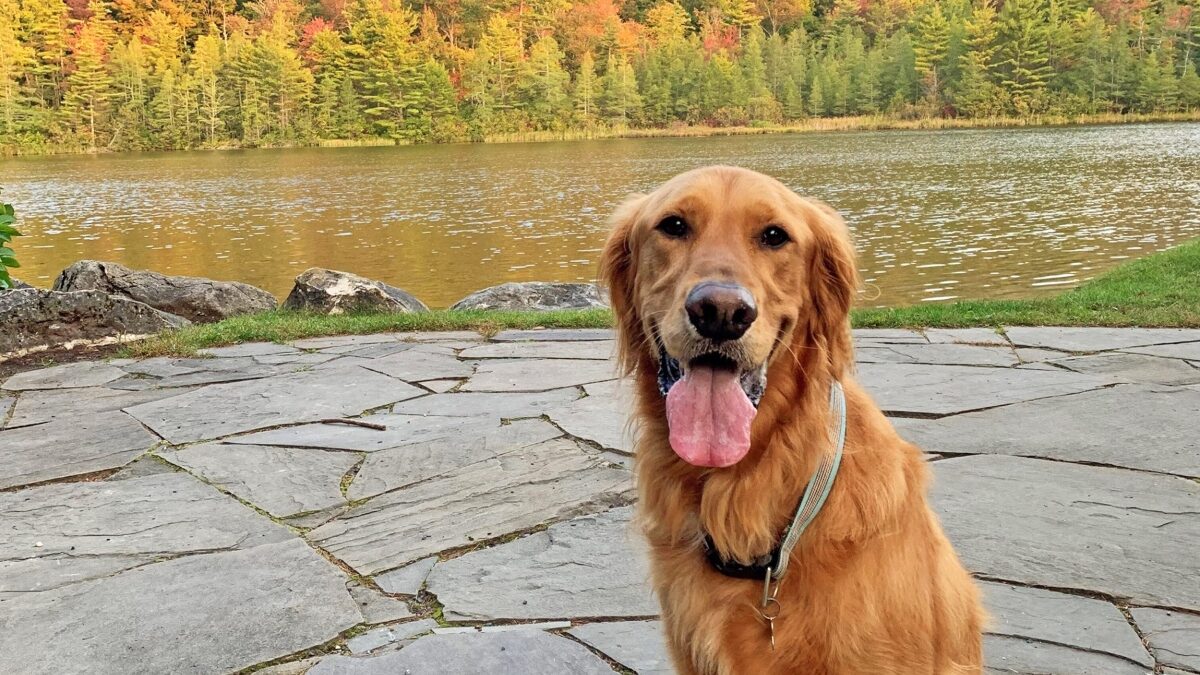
(282, 268), (428, 315)
(0, 289), (188, 357)
(450, 282), (608, 311)
(53, 260), (276, 324)
(3, 278), (32, 290)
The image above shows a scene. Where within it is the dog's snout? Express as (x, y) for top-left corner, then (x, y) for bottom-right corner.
(685, 282), (758, 342)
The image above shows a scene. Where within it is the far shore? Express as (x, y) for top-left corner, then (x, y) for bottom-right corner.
(5, 111), (1199, 158)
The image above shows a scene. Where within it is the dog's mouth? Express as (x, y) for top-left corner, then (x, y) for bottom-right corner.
(656, 344), (768, 469)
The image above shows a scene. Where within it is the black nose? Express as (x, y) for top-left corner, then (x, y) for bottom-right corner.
(685, 282), (758, 342)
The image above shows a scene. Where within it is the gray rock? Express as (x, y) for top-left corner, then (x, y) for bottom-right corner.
(428, 506), (655, 620)
(450, 282), (608, 311)
(1130, 608), (1200, 672)
(981, 581), (1151, 667)
(375, 557), (437, 595)
(54, 260), (276, 323)
(459, 340), (616, 360)
(1050, 352), (1200, 386)
(345, 619), (437, 654)
(347, 581), (416, 625)
(0, 412), (158, 489)
(463, 358), (616, 392)
(984, 635), (1150, 675)
(1003, 327), (1200, 352)
(162, 443), (359, 518)
(5, 385), (192, 427)
(1124, 341), (1200, 361)
(932, 455), (1200, 610)
(125, 365), (423, 443)
(309, 438), (632, 575)
(359, 348), (474, 381)
(491, 328), (615, 342)
(0, 473), (291, 593)
(0, 538), (360, 675)
(197, 342), (299, 358)
(4, 277), (32, 289)
(856, 362), (1111, 416)
(348, 418), (562, 500)
(546, 379), (633, 453)
(922, 328), (1009, 345)
(0, 288), (187, 357)
(308, 630), (615, 675)
(282, 268), (428, 315)
(900, 385), (1200, 477)
(568, 621), (672, 675)
(391, 389), (582, 418)
(2, 360), (126, 391)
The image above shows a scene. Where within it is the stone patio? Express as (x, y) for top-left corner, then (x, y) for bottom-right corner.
(2, 326), (1199, 674)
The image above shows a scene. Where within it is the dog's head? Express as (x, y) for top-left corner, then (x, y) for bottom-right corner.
(601, 166), (858, 469)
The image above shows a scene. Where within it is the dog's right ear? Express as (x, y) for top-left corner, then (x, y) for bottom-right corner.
(600, 193), (648, 375)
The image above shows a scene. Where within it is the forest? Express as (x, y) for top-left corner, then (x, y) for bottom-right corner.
(1, 0), (1198, 153)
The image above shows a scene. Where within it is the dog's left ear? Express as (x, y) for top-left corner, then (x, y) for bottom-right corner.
(806, 200), (859, 376)
(600, 193), (649, 374)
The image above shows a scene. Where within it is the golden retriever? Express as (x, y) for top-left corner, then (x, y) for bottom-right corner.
(601, 166), (984, 674)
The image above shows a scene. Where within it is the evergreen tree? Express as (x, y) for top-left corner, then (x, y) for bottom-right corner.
(0, 0), (35, 141)
(1180, 61), (1200, 111)
(63, 20), (114, 148)
(574, 51), (599, 125)
(995, 0), (1053, 113)
(955, 0), (1001, 117)
(190, 34), (226, 146)
(913, 4), (951, 104)
(599, 52), (642, 124)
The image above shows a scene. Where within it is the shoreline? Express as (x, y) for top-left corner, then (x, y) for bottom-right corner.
(4, 111), (1198, 158)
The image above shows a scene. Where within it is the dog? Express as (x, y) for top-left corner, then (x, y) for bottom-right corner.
(601, 166), (984, 674)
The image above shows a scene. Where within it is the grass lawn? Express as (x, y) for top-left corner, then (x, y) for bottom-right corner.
(123, 238), (1200, 358)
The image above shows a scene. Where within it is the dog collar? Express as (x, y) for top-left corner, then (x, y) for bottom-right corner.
(702, 381), (847, 582)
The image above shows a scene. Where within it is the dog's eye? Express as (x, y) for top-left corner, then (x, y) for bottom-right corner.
(760, 225), (791, 249)
(656, 216), (689, 239)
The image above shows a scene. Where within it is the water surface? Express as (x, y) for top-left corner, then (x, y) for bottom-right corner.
(3, 123), (1198, 307)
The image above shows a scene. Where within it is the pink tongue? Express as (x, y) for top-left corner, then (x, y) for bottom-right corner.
(665, 365), (757, 467)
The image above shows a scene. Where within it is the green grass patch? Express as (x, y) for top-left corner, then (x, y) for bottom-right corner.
(122, 239), (1200, 358)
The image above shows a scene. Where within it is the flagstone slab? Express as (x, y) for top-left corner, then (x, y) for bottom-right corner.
(0, 538), (361, 675)
(308, 629), (615, 675)
(428, 506), (655, 621)
(492, 328), (615, 342)
(345, 619), (437, 654)
(2, 361), (126, 391)
(546, 379), (634, 453)
(568, 621), (672, 675)
(0, 473), (291, 594)
(463, 358), (616, 392)
(0, 413), (159, 489)
(348, 418), (562, 500)
(346, 581), (416, 625)
(900, 385), (1200, 477)
(856, 343), (1019, 367)
(420, 378), (462, 392)
(163, 443), (360, 518)
(984, 635), (1150, 675)
(291, 334), (400, 350)
(1049, 352), (1200, 386)
(0, 392), (15, 424)
(1014, 347), (1071, 363)
(359, 349), (475, 381)
(231, 413), (502, 452)
(391, 389), (582, 418)
(980, 581), (1152, 668)
(923, 328), (1009, 345)
(308, 439), (632, 575)
(851, 328), (927, 343)
(931, 455), (1200, 610)
(6, 385), (193, 427)
(459, 341), (617, 360)
(1124, 341), (1200, 361)
(856, 363), (1112, 416)
(1130, 608), (1200, 672)
(1003, 327), (1200, 353)
(125, 365), (423, 443)
(198, 342), (300, 358)
(375, 557), (437, 595)
(254, 352), (342, 366)
(122, 357), (205, 378)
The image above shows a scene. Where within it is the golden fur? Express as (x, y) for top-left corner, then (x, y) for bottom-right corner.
(601, 166), (984, 674)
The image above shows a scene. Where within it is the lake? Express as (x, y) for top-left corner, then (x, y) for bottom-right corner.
(3, 122), (1198, 309)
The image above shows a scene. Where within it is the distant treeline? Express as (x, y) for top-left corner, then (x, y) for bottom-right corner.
(1, 0), (1198, 153)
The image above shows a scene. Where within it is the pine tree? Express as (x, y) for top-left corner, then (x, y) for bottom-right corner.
(522, 35), (571, 129)
(0, 0), (35, 140)
(574, 51), (599, 125)
(63, 20), (114, 148)
(345, 0), (423, 139)
(995, 0), (1053, 114)
(190, 33), (225, 146)
(1180, 61), (1200, 111)
(955, 0), (1001, 117)
(599, 52), (642, 125)
(913, 4), (951, 104)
